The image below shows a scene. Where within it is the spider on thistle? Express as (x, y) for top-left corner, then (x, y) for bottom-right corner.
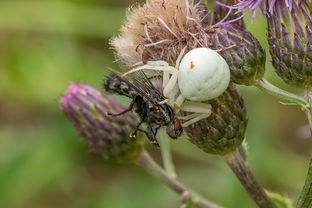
(123, 47), (231, 127)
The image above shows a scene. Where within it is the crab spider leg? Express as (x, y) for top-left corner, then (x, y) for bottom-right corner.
(163, 70), (170, 88)
(123, 65), (176, 77)
(181, 113), (211, 127)
(176, 101), (212, 127)
(174, 94), (185, 108)
(180, 101), (212, 114)
(123, 64), (178, 98)
(146, 60), (169, 66)
(123, 64), (179, 99)
(175, 46), (187, 68)
(168, 85), (179, 104)
(178, 113), (201, 120)
(163, 69), (178, 97)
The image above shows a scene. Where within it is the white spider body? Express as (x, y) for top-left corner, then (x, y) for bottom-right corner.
(123, 47), (230, 127)
(178, 48), (230, 101)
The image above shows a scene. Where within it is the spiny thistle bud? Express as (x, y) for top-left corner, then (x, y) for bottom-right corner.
(111, 0), (265, 85)
(207, 24), (266, 85)
(209, 0), (265, 85)
(267, 0), (312, 89)
(183, 84), (248, 155)
(59, 83), (143, 163)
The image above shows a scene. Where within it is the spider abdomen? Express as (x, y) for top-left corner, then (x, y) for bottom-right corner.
(178, 48), (230, 101)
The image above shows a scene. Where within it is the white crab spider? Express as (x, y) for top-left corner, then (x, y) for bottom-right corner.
(123, 47), (231, 127)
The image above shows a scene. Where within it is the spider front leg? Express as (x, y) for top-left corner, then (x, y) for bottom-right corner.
(178, 101), (212, 127)
(162, 68), (179, 98)
(123, 64), (179, 100)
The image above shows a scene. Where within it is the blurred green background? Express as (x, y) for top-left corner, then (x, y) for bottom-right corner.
(1, 0), (311, 208)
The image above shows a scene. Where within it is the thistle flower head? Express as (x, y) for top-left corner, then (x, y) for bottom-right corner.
(111, 0), (265, 85)
(183, 84), (248, 155)
(59, 83), (143, 163)
(111, 0), (204, 67)
(216, 0), (264, 23)
(216, 0), (295, 22)
(213, 0), (246, 28)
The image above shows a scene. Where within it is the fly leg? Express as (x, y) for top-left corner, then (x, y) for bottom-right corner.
(129, 122), (160, 147)
(146, 126), (160, 147)
(129, 119), (144, 137)
(107, 96), (138, 116)
(130, 104), (147, 137)
(131, 127), (159, 147)
(153, 127), (159, 136)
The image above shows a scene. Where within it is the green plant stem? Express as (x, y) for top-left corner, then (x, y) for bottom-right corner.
(256, 79), (312, 208)
(223, 148), (277, 208)
(304, 107), (312, 133)
(255, 78), (307, 107)
(296, 158), (312, 208)
(159, 132), (177, 178)
(296, 91), (312, 208)
(304, 91), (312, 132)
(136, 150), (223, 208)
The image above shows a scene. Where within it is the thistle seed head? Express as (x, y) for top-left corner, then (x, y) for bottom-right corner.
(183, 84), (248, 155)
(111, 0), (265, 85)
(59, 83), (143, 163)
(111, 0), (204, 67)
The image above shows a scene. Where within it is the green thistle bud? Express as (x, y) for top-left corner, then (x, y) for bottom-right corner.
(183, 84), (248, 155)
(268, 1), (312, 89)
(59, 83), (143, 163)
(207, 24), (266, 85)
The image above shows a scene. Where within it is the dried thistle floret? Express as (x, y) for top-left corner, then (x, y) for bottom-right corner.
(111, 0), (265, 85)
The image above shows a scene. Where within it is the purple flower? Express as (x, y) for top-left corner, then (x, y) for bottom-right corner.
(216, 0), (296, 22)
(216, 0), (264, 23)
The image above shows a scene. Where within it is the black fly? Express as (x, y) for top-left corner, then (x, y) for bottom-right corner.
(103, 68), (182, 146)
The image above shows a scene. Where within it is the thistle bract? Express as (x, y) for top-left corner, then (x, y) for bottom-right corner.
(183, 84), (248, 155)
(59, 83), (143, 163)
(208, 24), (266, 85)
(267, 0), (312, 89)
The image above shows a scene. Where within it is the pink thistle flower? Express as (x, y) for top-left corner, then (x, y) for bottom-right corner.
(216, 0), (298, 23)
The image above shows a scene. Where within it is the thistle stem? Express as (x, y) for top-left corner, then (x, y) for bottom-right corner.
(296, 158), (312, 208)
(223, 149), (277, 208)
(136, 150), (223, 208)
(159, 132), (177, 177)
(304, 107), (312, 134)
(255, 78), (307, 107)
(304, 91), (312, 132)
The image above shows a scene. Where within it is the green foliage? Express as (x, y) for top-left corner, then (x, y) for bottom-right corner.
(267, 191), (293, 208)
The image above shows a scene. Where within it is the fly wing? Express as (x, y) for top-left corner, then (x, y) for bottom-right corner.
(106, 68), (165, 105)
